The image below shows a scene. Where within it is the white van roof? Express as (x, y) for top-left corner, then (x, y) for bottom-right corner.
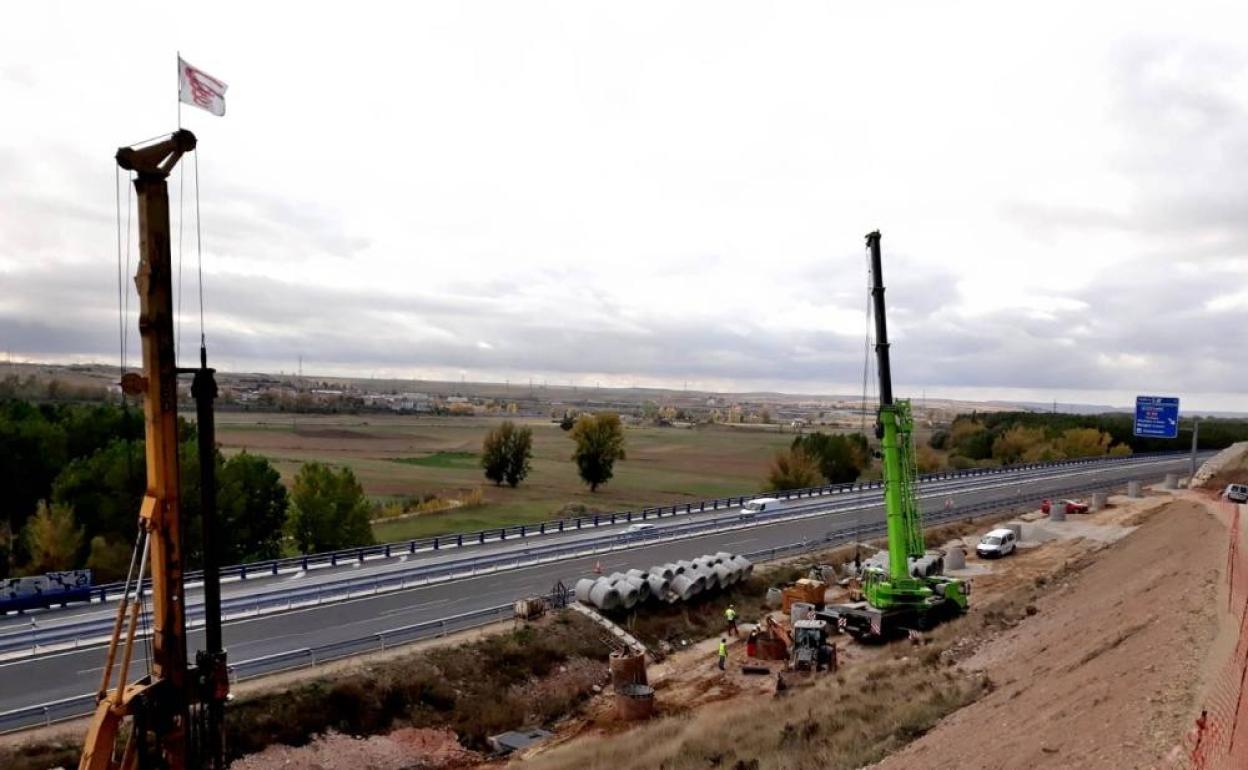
(748, 497), (780, 504)
(984, 528), (1015, 539)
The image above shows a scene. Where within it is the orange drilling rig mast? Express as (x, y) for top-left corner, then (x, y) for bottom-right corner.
(79, 129), (227, 770)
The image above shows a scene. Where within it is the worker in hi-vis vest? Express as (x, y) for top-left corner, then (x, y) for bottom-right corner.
(717, 638), (728, 671)
(725, 605), (739, 636)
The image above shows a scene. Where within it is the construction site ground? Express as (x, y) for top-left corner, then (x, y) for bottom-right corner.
(6, 488), (1232, 770)
(507, 489), (1235, 770)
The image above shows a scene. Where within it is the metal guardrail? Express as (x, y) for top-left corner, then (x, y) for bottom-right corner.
(0, 596), (551, 735)
(49, 450), (1187, 605)
(0, 453), (1186, 655)
(0, 452), (1196, 655)
(0, 473), (1168, 734)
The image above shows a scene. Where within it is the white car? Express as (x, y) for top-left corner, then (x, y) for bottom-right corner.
(1226, 484), (1248, 504)
(976, 528), (1017, 559)
(624, 522), (656, 535)
(740, 497), (782, 518)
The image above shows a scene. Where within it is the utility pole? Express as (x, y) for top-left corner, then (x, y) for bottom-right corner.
(1189, 416), (1201, 484)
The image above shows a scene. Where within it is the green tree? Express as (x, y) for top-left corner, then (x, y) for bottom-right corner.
(991, 424), (1047, 465)
(766, 447), (821, 491)
(481, 424), (510, 486)
(287, 462), (374, 554)
(218, 451), (289, 562)
(791, 432), (864, 484)
(22, 501), (84, 572)
(1054, 427), (1111, 458)
(504, 424), (533, 488)
(86, 535), (133, 582)
(51, 439), (146, 545)
(569, 413), (627, 492)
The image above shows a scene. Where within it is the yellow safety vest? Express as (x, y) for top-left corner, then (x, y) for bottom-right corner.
(718, 641), (727, 657)
(725, 608), (737, 621)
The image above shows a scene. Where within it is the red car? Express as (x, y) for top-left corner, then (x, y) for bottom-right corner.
(1040, 498), (1090, 515)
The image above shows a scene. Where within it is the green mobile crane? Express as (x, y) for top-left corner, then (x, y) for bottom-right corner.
(826, 231), (969, 640)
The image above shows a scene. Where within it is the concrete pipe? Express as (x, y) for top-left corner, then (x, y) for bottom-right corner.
(609, 649), (648, 690)
(669, 573), (698, 601)
(698, 564), (718, 589)
(615, 683), (656, 720)
(588, 578), (621, 610)
(686, 569), (708, 595)
(651, 564), (676, 579)
(1092, 492), (1108, 511)
(714, 551), (734, 564)
(625, 568), (649, 581)
(675, 560), (696, 574)
(623, 575), (651, 602)
(713, 563), (734, 587)
(731, 555), (754, 577)
(574, 578), (598, 604)
(944, 545), (966, 571)
(1127, 480), (1142, 498)
(1049, 503), (1066, 522)
(646, 574), (670, 597)
(616, 581), (640, 609)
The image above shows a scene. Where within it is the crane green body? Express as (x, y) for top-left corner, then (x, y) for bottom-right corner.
(856, 232), (967, 630)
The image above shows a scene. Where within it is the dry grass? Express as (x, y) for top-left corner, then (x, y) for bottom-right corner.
(0, 613), (611, 770)
(225, 612), (610, 757)
(525, 640), (991, 770)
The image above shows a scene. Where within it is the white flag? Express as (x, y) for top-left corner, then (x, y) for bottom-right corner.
(178, 56), (227, 117)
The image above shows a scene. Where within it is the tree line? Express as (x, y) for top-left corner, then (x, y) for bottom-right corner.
(0, 399), (374, 581)
(933, 411), (1248, 468)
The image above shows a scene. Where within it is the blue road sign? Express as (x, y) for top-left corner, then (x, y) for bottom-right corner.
(1134, 396), (1180, 438)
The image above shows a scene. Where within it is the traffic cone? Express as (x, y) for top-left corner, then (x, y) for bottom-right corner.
(593, 561), (603, 575)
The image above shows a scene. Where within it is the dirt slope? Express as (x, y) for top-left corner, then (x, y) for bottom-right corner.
(874, 499), (1223, 770)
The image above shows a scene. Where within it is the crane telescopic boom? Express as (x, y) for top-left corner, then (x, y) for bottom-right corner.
(820, 231), (968, 640)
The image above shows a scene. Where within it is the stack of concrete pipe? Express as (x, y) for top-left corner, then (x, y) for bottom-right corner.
(574, 553), (753, 611)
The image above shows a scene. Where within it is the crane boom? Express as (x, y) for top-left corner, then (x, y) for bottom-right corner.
(821, 231), (968, 640)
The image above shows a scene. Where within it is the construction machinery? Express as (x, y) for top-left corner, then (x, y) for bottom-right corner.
(78, 129), (228, 770)
(821, 231), (969, 640)
(789, 619), (836, 674)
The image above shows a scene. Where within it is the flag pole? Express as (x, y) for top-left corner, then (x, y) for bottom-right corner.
(176, 51), (182, 129)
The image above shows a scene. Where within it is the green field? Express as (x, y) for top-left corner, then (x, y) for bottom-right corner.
(215, 413), (797, 541)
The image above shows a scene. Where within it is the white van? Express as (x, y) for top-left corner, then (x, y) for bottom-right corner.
(1225, 484), (1248, 504)
(739, 497), (782, 519)
(976, 528), (1017, 559)
(624, 522), (656, 535)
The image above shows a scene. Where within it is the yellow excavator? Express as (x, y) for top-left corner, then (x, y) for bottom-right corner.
(79, 130), (228, 770)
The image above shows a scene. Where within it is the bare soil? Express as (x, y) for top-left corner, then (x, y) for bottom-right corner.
(873, 496), (1225, 770)
(502, 493), (1225, 770)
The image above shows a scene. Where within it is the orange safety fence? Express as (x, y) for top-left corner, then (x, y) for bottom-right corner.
(1187, 501), (1248, 769)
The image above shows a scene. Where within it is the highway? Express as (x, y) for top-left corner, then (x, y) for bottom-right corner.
(0, 451), (1197, 719)
(0, 455), (1190, 645)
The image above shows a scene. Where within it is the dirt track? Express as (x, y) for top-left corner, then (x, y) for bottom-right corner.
(874, 497), (1225, 770)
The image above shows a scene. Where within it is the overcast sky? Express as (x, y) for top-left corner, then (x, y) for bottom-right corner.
(1, 1), (1246, 411)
